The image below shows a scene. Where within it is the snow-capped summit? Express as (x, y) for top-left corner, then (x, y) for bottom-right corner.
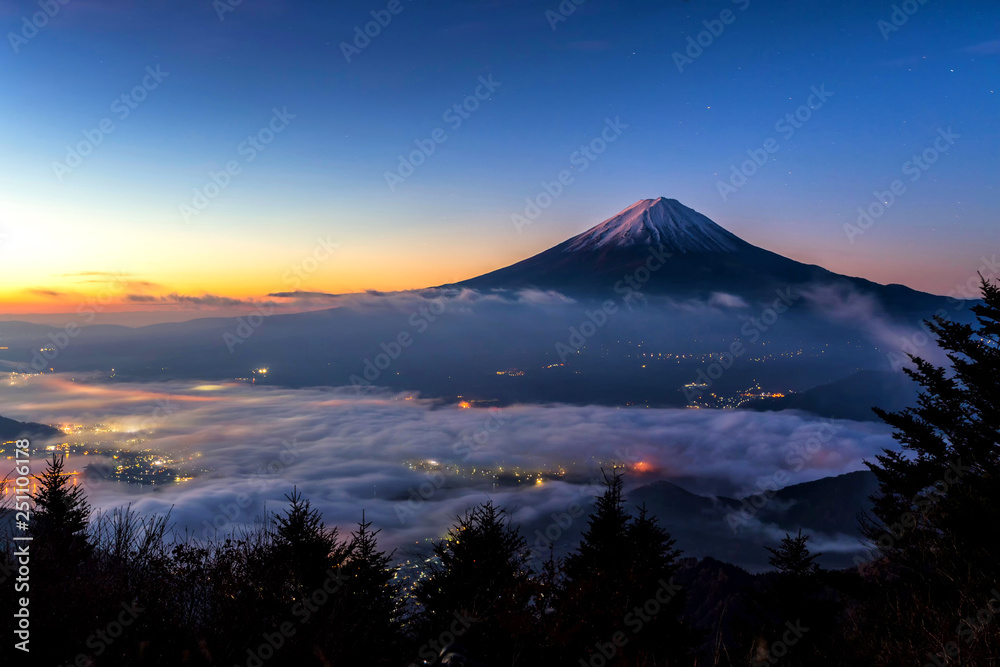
(565, 197), (745, 254)
(454, 195), (947, 313)
(454, 195), (772, 297)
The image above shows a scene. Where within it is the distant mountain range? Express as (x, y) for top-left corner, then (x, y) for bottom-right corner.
(0, 414), (61, 441)
(520, 470), (877, 572)
(457, 197), (949, 315)
(748, 369), (920, 421)
(629, 470), (878, 570)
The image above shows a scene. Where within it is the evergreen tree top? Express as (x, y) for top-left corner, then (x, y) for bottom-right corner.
(765, 529), (822, 577)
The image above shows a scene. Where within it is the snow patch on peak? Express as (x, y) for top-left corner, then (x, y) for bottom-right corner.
(565, 198), (745, 254)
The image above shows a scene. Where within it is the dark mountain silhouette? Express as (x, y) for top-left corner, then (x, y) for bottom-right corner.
(456, 197), (948, 315)
(764, 470), (879, 535)
(621, 471), (876, 570)
(0, 414), (62, 441)
(748, 369), (921, 421)
(521, 470), (876, 573)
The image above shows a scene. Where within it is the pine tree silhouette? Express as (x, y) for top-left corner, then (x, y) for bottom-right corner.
(624, 503), (696, 663)
(765, 529), (821, 577)
(860, 277), (1000, 664)
(560, 470), (694, 664)
(866, 277), (1000, 578)
(563, 468), (630, 595)
(628, 503), (682, 580)
(272, 486), (348, 595)
(30, 452), (92, 563)
(320, 511), (402, 663)
(27, 453), (95, 665)
(414, 501), (533, 663)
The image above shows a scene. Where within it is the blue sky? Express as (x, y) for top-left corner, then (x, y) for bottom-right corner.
(1, 0), (997, 310)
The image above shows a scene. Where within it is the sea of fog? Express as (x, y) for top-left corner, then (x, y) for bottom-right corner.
(0, 374), (895, 559)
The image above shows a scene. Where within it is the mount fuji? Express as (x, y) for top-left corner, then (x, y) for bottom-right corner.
(459, 197), (945, 314)
(563, 197), (746, 254)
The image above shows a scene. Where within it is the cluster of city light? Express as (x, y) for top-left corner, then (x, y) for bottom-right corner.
(5, 371), (42, 386)
(405, 455), (654, 487)
(1, 423), (205, 487)
(406, 458), (567, 486)
(685, 382), (789, 410)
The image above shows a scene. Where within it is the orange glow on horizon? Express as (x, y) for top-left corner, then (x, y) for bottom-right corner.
(0, 253), (502, 317)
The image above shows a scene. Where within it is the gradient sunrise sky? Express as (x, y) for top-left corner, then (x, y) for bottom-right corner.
(1, 0), (997, 319)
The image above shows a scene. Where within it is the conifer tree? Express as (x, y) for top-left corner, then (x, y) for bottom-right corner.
(562, 468), (630, 596)
(27, 454), (95, 665)
(272, 486), (348, 595)
(860, 278), (1000, 664)
(321, 512), (402, 663)
(30, 452), (92, 563)
(414, 501), (533, 663)
(765, 529), (821, 577)
(623, 504), (694, 663)
(560, 470), (693, 664)
(866, 277), (1000, 583)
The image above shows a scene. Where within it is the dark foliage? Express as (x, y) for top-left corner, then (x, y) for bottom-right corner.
(857, 277), (1000, 664)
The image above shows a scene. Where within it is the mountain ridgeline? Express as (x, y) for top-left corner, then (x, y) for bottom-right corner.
(0, 414), (62, 442)
(457, 197), (948, 316)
